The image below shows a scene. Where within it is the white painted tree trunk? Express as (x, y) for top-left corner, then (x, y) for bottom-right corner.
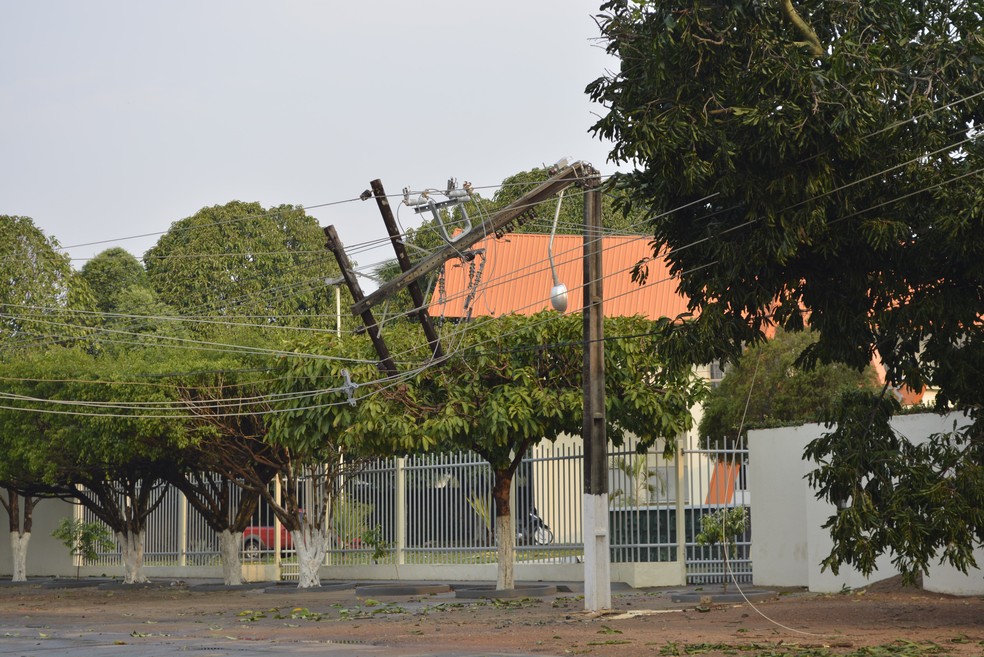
(291, 526), (328, 588)
(9, 532), (29, 582)
(495, 514), (515, 590)
(117, 530), (149, 584)
(218, 530), (243, 586)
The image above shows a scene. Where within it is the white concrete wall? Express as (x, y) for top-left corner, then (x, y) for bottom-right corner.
(748, 423), (820, 588)
(0, 498), (78, 579)
(750, 412), (983, 594)
(923, 545), (984, 595)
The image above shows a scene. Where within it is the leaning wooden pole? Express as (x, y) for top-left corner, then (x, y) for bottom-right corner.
(370, 179), (444, 360)
(323, 225), (398, 377)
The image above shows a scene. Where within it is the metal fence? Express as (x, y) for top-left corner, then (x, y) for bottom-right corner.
(79, 436), (750, 584)
(682, 438), (751, 585)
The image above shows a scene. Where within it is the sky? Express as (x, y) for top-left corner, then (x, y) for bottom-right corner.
(1, 1), (622, 278)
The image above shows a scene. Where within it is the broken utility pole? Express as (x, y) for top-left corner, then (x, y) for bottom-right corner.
(352, 161), (594, 317)
(323, 225), (398, 377)
(328, 161), (611, 611)
(370, 179), (444, 360)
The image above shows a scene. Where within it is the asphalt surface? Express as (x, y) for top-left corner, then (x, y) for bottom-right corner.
(0, 578), (669, 657)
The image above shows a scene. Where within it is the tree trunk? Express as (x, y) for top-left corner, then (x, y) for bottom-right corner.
(9, 532), (29, 582)
(218, 529), (243, 586)
(495, 515), (515, 590)
(492, 472), (515, 590)
(292, 526), (328, 588)
(4, 490), (33, 582)
(117, 530), (149, 584)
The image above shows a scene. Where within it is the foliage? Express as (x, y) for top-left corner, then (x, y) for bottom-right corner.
(700, 329), (880, 445)
(589, 0), (984, 578)
(0, 215), (94, 349)
(79, 247), (149, 314)
(805, 395), (984, 584)
(78, 248), (187, 353)
(144, 201), (344, 334)
(696, 507), (748, 553)
(0, 344), (191, 583)
(695, 506), (748, 591)
(52, 517), (115, 579)
(610, 454), (664, 507)
(275, 312), (704, 588)
(361, 525), (389, 563)
(588, 0), (984, 391)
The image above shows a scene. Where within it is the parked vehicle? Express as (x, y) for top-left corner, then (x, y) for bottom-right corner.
(241, 512), (362, 560)
(241, 523), (292, 560)
(516, 508), (554, 546)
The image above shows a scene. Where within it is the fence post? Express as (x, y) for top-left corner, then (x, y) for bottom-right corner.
(675, 434), (687, 580)
(396, 457), (406, 566)
(274, 476), (282, 581)
(178, 490), (188, 568)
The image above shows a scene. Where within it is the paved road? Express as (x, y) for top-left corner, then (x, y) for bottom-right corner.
(0, 629), (548, 657)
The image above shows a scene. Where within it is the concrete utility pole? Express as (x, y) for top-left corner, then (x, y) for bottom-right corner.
(581, 174), (611, 612)
(328, 161), (613, 609)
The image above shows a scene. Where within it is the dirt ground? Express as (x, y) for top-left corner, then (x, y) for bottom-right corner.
(0, 577), (982, 656)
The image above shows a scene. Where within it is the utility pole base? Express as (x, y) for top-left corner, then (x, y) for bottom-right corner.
(582, 492), (612, 612)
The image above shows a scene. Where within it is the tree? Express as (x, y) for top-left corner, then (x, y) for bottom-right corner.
(79, 247), (186, 351)
(0, 215), (94, 581)
(166, 350), (288, 587)
(0, 347), (188, 584)
(270, 324), (435, 588)
(144, 201), (343, 333)
(0, 215), (88, 343)
(588, 0), (984, 580)
(700, 329), (880, 446)
(274, 313), (705, 590)
(465, 167), (642, 236)
(79, 247), (150, 314)
(51, 518), (115, 580)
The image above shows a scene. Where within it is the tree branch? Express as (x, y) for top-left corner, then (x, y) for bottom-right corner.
(778, 0), (823, 57)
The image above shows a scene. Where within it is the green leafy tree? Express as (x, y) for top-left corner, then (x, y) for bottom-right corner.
(695, 507), (749, 592)
(700, 329), (880, 446)
(142, 200), (354, 586)
(52, 517), (116, 580)
(588, 0), (984, 581)
(164, 347), (289, 587)
(0, 215), (89, 344)
(274, 313), (705, 590)
(79, 247), (186, 351)
(0, 347), (188, 584)
(79, 247), (150, 314)
(419, 314), (703, 590)
(270, 324), (434, 588)
(144, 201), (344, 333)
(0, 216), (94, 581)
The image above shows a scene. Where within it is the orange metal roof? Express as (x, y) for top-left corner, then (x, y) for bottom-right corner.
(427, 233), (691, 320)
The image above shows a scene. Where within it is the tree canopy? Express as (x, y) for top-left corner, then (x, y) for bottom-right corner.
(273, 313), (705, 589)
(699, 329), (880, 445)
(144, 201), (341, 333)
(0, 215), (92, 348)
(80, 247), (150, 314)
(588, 0), (984, 581)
